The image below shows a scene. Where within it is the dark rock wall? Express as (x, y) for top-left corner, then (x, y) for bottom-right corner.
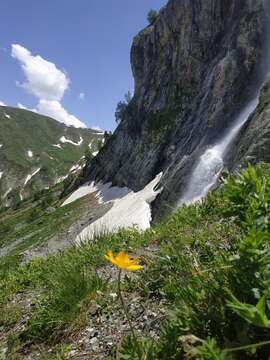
(79, 0), (270, 219)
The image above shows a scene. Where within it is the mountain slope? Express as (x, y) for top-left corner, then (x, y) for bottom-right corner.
(1, 164), (270, 359)
(78, 0), (270, 219)
(0, 106), (104, 207)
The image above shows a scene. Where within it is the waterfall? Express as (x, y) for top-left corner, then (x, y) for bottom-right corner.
(178, 83), (264, 205)
(178, 4), (270, 206)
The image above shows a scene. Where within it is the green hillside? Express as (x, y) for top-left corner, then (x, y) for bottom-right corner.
(0, 106), (104, 207)
(1, 164), (270, 359)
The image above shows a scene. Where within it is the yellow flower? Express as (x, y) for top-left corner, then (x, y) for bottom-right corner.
(105, 250), (143, 271)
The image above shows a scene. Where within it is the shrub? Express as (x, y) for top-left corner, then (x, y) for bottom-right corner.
(115, 91), (132, 124)
(147, 9), (159, 24)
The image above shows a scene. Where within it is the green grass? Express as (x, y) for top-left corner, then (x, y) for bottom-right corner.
(1, 164), (270, 359)
(0, 182), (104, 279)
(0, 106), (103, 204)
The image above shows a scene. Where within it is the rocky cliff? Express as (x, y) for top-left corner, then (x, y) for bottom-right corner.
(80, 0), (270, 219)
(228, 76), (270, 167)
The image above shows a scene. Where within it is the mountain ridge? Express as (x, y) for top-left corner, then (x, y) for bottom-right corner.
(0, 106), (104, 207)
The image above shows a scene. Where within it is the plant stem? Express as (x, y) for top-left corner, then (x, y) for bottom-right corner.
(117, 269), (141, 359)
(225, 339), (270, 353)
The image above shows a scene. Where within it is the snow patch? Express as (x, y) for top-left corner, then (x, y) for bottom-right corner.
(70, 164), (83, 173)
(62, 181), (130, 207)
(55, 174), (69, 184)
(4, 113), (10, 119)
(24, 168), (41, 186)
(60, 136), (83, 146)
(3, 187), (12, 199)
(0, 144), (3, 148)
(0, 171), (3, 179)
(92, 151), (99, 157)
(52, 144), (62, 149)
(27, 150), (33, 158)
(62, 173), (163, 242)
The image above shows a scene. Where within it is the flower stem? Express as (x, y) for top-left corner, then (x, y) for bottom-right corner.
(225, 339), (270, 353)
(117, 269), (142, 359)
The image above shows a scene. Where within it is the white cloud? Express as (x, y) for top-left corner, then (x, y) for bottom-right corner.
(11, 44), (69, 101)
(91, 125), (103, 132)
(12, 44), (86, 128)
(79, 92), (85, 100)
(17, 102), (37, 112)
(17, 100), (85, 128)
(37, 100), (86, 128)
(17, 102), (27, 109)
(0, 101), (6, 106)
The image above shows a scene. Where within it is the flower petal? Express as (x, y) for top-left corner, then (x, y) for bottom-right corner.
(127, 264), (143, 271)
(105, 250), (142, 271)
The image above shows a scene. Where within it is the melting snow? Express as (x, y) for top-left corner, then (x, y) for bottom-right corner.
(60, 136), (83, 146)
(70, 164), (83, 173)
(27, 150), (33, 158)
(52, 144), (62, 149)
(24, 168), (41, 186)
(55, 175), (69, 184)
(3, 187), (12, 199)
(62, 181), (130, 207)
(62, 173), (163, 242)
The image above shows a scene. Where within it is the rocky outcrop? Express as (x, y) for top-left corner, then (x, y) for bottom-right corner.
(228, 76), (270, 167)
(81, 0), (270, 219)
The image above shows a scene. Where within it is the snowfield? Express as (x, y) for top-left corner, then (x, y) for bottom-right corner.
(60, 136), (83, 146)
(62, 173), (163, 242)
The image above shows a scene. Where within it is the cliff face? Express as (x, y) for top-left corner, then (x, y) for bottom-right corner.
(228, 77), (270, 167)
(81, 0), (270, 218)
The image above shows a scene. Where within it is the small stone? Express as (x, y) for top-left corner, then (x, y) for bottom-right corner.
(90, 337), (98, 345)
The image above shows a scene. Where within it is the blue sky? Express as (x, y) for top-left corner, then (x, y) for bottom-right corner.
(0, 0), (166, 130)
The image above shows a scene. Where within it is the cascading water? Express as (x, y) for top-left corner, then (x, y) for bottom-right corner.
(179, 79), (267, 205)
(178, 0), (270, 206)
(179, 97), (259, 204)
